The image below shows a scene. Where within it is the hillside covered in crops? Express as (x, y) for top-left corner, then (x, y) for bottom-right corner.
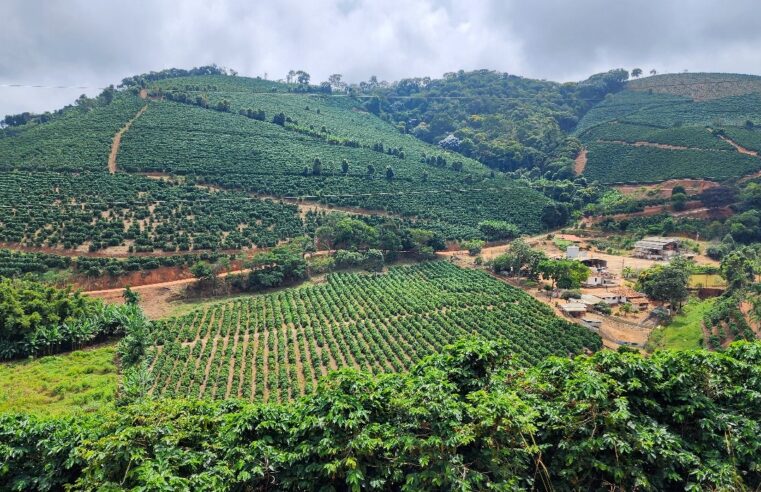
(576, 73), (761, 183)
(0, 68), (568, 253)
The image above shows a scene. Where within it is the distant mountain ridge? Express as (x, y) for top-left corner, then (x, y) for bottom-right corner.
(576, 72), (761, 184)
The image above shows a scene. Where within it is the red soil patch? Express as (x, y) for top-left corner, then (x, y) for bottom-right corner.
(574, 148), (587, 175)
(718, 135), (759, 156)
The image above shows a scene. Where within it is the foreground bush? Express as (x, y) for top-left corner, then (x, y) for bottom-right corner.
(1, 338), (760, 490)
(0, 278), (146, 360)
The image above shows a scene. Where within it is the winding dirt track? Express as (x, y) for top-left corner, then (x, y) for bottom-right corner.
(108, 105), (147, 173)
(84, 268), (251, 296)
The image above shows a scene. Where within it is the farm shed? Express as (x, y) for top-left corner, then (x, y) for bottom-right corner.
(580, 257), (608, 269)
(633, 236), (681, 260)
(579, 294), (604, 308)
(560, 302), (587, 317)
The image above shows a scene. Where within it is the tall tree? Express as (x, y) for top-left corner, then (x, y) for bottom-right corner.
(538, 259), (591, 290)
(637, 256), (692, 311)
(720, 247), (757, 292)
(296, 71), (311, 85)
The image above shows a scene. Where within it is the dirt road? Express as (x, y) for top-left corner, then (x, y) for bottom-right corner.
(108, 105), (147, 174)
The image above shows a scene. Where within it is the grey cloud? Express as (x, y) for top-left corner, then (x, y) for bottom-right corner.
(1, 0), (761, 115)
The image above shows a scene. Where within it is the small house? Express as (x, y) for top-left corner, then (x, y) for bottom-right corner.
(611, 287), (650, 310)
(582, 275), (616, 288)
(597, 291), (625, 305)
(633, 236), (681, 260)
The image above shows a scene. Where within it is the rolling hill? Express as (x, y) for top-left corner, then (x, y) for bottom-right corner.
(0, 71), (560, 254)
(576, 73), (761, 184)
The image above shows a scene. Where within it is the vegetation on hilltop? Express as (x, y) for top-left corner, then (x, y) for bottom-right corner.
(627, 72), (761, 100)
(0, 94), (144, 171)
(116, 94), (557, 235)
(576, 74), (761, 183)
(369, 69), (629, 174)
(2, 337), (759, 490)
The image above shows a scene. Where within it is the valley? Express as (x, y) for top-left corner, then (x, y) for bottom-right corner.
(1, 65), (760, 490)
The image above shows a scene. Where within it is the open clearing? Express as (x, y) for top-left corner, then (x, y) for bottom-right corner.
(647, 298), (716, 351)
(0, 344), (118, 416)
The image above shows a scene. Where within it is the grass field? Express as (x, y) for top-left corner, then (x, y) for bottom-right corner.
(646, 298), (716, 351)
(0, 344), (118, 416)
(688, 274), (727, 289)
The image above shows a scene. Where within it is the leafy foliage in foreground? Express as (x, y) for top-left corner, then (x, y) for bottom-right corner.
(1, 338), (759, 490)
(147, 261), (600, 401)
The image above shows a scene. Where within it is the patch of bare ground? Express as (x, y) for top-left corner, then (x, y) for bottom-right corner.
(224, 308), (243, 399)
(738, 168), (761, 183)
(614, 179), (719, 199)
(288, 324), (306, 396)
(574, 148), (587, 175)
(581, 200), (734, 226)
(740, 301), (761, 337)
(199, 305), (226, 397)
(262, 328), (270, 403)
(598, 139), (694, 151)
(108, 105), (147, 174)
(717, 134), (759, 156)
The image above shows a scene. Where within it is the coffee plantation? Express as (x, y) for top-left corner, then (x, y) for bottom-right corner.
(147, 262), (601, 402)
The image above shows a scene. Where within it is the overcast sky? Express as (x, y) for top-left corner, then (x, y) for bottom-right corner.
(3, 0), (761, 115)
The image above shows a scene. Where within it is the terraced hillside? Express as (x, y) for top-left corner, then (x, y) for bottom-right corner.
(146, 261), (601, 402)
(0, 72), (558, 252)
(576, 73), (761, 183)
